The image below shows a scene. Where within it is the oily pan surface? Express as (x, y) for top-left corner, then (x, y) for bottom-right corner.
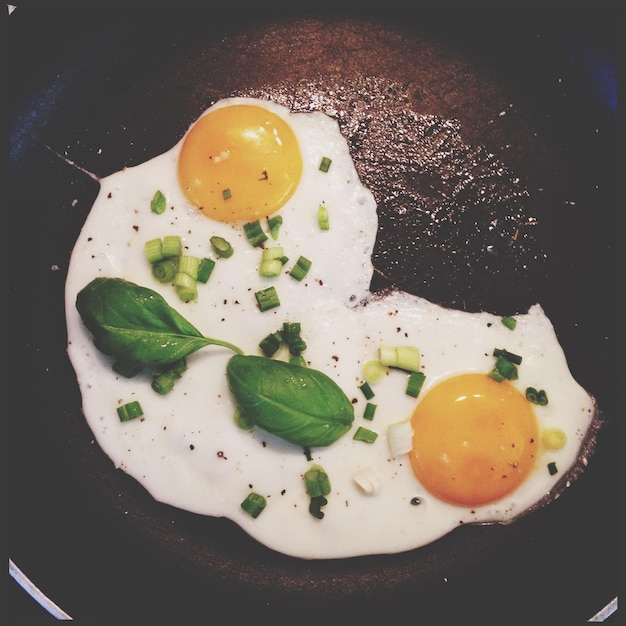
(9, 7), (618, 622)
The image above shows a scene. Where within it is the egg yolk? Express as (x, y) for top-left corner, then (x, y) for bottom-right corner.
(178, 104), (303, 222)
(409, 373), (538, 506)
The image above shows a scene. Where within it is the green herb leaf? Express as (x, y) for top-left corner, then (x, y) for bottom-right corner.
(226, 354), (354, 447)
(76, 277), (242, 372)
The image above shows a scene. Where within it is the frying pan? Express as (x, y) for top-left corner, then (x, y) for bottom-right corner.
(9, 3), (619, 622)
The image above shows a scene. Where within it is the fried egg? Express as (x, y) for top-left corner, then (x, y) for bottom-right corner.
(65, 97), (597, 559)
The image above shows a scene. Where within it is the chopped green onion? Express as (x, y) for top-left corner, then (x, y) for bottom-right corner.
(267, 215), (283, 240)
(178, 255), (200, 279)
(542, 427), (567, 450)
(489, 348), (523, 382)
(318, 205), (330, 230)
(492, 348), (522, 365)
(117, 400), (144, 422)
(259, 246), (285, 277)
(166, 358), (187, 376)
(222, 188), (232, 200)
(173, 269), (195, 289)
(489, 354), (518, 381)
(151, 258), (178, 283)
(353, 426), (378, 444)
(289, 255), (312, 281)
(405, 371), (426, 398)
(210, 235), (234, 258)
(501, 316), (517, 330)
(144, 238), (164, 263)
(309, 495), (328, 519)
(379, 345), (421, 372)
(255, 286), (280, 311)
(150, 190), (167, 214)
(362, 359), (387, 383)
(174, 271), (198, 302)
(304, 464), (331, 498)
(282, 322), (306, 356)
(175, 286), (197, 304)
(319, 156), (332, 172)
(151, 371), (179, 395)
(240, 492), (266, 518)
(547, 461), (558, 476)
(196, 258), (216, 283)
(258, 323), (307, 356)
(261, 246), (284, 261)
(244, 220), (268, 247)
(359, 381), (375, 400)
(352, 467), (381, 495)
(387, 420), (413, 457)
(378, 346), (396, 367)
(363, 402), (377, 421)
(259, 331), (283, 357)
(261, 246), (285, 264)
(160, 235), (182, 258)
(286, 338), (307, 358)
(488, 369), (506, 383)
(283, 322), (302, 343)
(378, 346), (398, 367)
(151, 358), (187, 395)
(289, 355), (307, 367)
(526, 387), (549, 406)
(259, 259), (283, 279)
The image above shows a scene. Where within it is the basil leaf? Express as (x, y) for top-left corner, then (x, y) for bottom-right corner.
(226, 354), (354, 447)
(76, 277), (241, 370)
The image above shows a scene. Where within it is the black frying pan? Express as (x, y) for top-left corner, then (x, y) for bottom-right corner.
(9, 3), (619, 622)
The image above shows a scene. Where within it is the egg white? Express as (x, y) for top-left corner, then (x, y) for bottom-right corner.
(65, 98), (596, 559)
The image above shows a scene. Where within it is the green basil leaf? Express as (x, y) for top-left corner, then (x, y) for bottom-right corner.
(76, 277), (241, 370)
(226, 354), (354, 447)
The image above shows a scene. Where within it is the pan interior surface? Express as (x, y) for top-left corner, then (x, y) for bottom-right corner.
(9, 5), (618, 622)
